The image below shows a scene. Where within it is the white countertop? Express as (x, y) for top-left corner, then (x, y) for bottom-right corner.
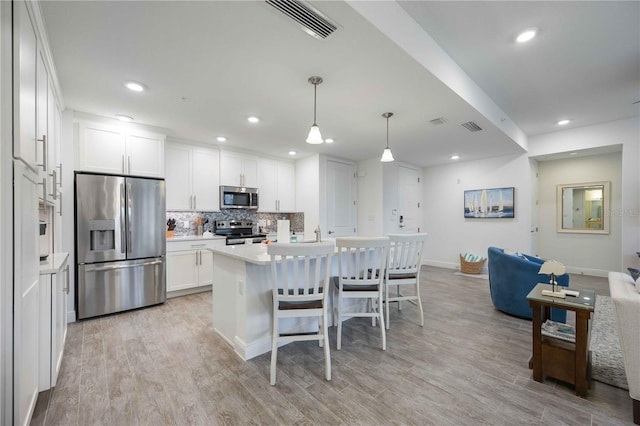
(209, 243), (272, 265)
(209, 240), (336, 265)
(167, 235), (226, 243)
(39, 252), (69, 275)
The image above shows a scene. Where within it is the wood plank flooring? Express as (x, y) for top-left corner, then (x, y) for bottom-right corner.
(31, 266), (634, 425)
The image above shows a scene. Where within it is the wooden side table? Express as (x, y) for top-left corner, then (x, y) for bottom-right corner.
(526, 283), (595, 397)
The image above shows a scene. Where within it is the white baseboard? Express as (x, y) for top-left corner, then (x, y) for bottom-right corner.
(66, 310), (76, 323)
(565, 267), (609, 278)
(167, 285), (211, 299)
(423, 259), (459, 270)
(234, 335), (273, 361)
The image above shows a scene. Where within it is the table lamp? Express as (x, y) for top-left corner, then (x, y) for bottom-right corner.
(539, 260), (566, 298)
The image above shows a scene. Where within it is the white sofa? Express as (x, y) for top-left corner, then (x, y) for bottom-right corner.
(609, 271), (640, 424)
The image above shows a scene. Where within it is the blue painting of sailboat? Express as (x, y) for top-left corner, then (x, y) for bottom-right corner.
(464, 187), (514, 218)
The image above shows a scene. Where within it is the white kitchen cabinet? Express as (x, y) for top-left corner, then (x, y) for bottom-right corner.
(258, 159), (295, 212)
(14, 160), (40, 426)
(219, 151), (257, 187)
(13, 0), (38, 172)
(165, 143), (219, 211)
(76, 121), (165, 178)
(166, 239), (225, 294)
(38, 253), (69, 392)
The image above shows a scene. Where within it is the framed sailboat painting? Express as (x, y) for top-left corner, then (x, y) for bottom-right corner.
(464, 187), (514, 218)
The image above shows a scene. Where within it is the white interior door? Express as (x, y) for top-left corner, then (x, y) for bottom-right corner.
(398, 166), (421, 233)
(326, 160), (356, 237)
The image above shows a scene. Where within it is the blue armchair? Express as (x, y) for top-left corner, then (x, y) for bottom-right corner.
(487, 247), (568, 321)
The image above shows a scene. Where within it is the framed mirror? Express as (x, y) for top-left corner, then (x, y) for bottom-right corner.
(557, 181), (610, 234)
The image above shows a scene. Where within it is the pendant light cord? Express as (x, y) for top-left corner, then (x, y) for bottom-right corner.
(386, 115), (390, 149)
(313, 83), (317, 126)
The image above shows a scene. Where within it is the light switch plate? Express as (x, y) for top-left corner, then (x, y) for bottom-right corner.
(183, 221), (189, 227)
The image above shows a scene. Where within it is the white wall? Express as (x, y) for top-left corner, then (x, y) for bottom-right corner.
(529, 117), (639, 272)
(356, 158), (383, 236)
(295, 155), (319, 241)
(382, 161), (399, 234)
(537, 153), (622, 276)
(423, 153), (533, 269)
(0, 2), (12, 421)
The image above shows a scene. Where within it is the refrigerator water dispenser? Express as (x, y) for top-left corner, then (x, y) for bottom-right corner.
(89, 219), (116, 251)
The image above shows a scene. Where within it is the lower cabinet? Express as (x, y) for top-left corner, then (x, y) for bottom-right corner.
(38, 253), (69, 391)
(166, 239), (225, 294)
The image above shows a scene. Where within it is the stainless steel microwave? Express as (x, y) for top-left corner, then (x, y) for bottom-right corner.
(220, 186), (259, 209)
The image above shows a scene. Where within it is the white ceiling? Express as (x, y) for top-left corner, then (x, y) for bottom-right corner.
(39, 1), (639, 167)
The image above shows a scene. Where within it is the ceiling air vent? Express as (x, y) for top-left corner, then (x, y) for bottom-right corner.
(429, 117), (448, 126)
(265, 0), (337, 39)
(461, 121), (483, 132)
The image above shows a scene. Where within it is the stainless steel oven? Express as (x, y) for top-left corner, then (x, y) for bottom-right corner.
(220, 186), (258, 210)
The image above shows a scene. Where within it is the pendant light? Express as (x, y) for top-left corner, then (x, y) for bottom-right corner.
(380, 112), (395, 162)
(306, 76), (324, 144)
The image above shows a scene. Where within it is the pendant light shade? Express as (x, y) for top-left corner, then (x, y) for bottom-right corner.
(380, 112), (395, 162)
(306, 76), (324, 144)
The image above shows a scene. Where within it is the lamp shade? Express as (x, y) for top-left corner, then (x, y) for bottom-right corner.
(306, 125), (323, 144)
(380, 148), (394, 162)
(538, 260), (566, 276)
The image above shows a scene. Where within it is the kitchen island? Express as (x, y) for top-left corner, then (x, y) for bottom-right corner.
(210, 242), (352, 361)
(209, 243), (284, 360)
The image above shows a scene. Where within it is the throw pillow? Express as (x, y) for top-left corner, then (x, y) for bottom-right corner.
(628, 267), (640, 281)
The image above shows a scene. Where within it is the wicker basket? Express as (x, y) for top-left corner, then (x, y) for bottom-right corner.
(460, 254), (486, 274)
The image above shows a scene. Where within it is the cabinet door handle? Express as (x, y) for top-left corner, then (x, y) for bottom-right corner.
(37, 135), (47, 172)
(58, 192), (62, 216)
(128, 156), (131, 174)
(57, 163), (62, 187)
(122, 155), (125, 173)
(49, 169), (57, 199)
(40, 178), (47, 206)
(194, 195), (197, 210)
(64, 264), (70, 294)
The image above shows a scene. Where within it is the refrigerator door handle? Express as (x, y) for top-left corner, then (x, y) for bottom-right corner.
(120, 183), (126, 253)
(127, 182), (133, 253)
(88, 259), (163, 273)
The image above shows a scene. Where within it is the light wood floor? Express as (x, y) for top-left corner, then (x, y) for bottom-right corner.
(32, 266), (633, 425)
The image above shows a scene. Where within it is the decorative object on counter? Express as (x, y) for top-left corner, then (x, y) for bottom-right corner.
(380, 112), (395, 162)
(194, 217), (208, 236)
(306, 76), (324, 144)
(277, 220), (290, 243)
(166, 218), (176, 238)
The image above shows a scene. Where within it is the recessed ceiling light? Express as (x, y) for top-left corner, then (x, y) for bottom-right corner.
(124, 81), (145, 92)
(569, 152), (577, 155)
(115, 114), (133, 122)
(557, 119), (570, 126)
(247, 116), (260, 123)
(288, 151), (297, 156)
(451, 155), (460, 160)
(516, 28), (537, 43)
(216, 136), (227, 142)
(325, 138), (334, 144)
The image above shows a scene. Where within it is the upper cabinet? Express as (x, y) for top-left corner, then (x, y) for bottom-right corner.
(258, 159), (295, 212)
(13, 0), (38, 171)
(219, 151), (257, 188)
(165, 142), (219, 211)
(76, 121), (165, 178)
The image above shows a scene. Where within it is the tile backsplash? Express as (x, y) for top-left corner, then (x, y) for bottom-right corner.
(166, 210), (304, 236)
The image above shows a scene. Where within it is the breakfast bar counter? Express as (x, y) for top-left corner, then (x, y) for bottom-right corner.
(209, 242), (348, 361)
(209, 243), (292, 360)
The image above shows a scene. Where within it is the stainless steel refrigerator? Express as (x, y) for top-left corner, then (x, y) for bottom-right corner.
(75, 172), (166, 319)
